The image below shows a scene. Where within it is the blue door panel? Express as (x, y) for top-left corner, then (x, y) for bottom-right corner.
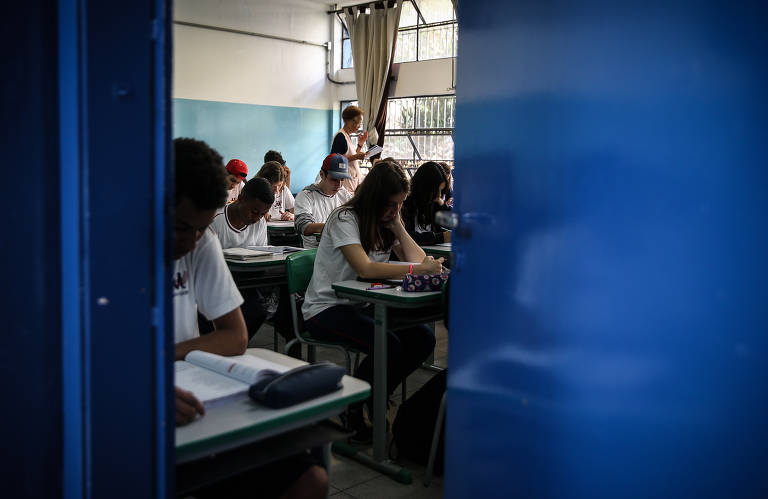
(447, 1), (768, 497)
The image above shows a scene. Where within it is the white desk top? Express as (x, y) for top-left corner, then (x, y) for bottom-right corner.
(332, 279), (442, 305)
(175, 348), (369, 463)
(266, 220), (295, 228)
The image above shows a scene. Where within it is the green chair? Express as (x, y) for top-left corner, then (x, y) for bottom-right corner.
(284, 249), (408, 404)
(284, 249), (359, 372)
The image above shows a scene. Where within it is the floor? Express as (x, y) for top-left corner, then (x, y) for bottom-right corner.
(248, 320), (449, 498)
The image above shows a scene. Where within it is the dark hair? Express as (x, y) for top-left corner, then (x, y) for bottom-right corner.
(174, 137), (228, 210)
(342, 105), (363, 122)
(404, 161), (448, 228)
(340, 159), (410, 253)
(264, 150), (285, 165)
(240, 177), (275, 205)
(256, 161), (286, 185)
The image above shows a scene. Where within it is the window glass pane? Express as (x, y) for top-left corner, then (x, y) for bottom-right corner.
(414, 96), (455, 129)
(386, 98), (415, 130)
(399, 1), (418, 27)
(415, 0), (455, 23)
(394, 29), (417, 63)
(418, 24), (455, 60)
(411, 134), (454, 160)
(453, 23), (458, 57)
(381, 135), (416, 161)
(342, 23), (349, 38)
(342, 38), (354, 68)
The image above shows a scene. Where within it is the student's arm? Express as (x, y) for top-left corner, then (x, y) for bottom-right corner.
(302, 222), (325, 235)
(384, 209), (425, 262)
(174, 307), (248, 360)
(294, 191), (321, 236)
(340, 244), (442, 279)
(175, 386), (205, 426)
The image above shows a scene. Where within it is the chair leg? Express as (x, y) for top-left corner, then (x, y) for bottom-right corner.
(424, 392), (447, 487)
(308, 344), (317, 364)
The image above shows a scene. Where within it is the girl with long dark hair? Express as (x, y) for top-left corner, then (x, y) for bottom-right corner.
(302, 159), (443, 439)
(401, 161), (452, 245)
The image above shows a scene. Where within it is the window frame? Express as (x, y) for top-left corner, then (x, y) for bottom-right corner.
(339, 0), (458, 69)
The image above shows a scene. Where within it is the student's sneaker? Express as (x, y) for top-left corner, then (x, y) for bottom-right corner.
(344, 406), (373, 445)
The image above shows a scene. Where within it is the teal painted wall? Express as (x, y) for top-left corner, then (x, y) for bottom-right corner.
(173, 98), (337, 193)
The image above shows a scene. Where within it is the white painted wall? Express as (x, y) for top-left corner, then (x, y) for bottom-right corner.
(174, 0), (456, 109)
(174, 0), (335, 110)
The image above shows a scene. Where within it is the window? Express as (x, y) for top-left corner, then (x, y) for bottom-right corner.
(339, 96), (455, 174)
(340, 0), (458, 69)
(382, 95), (455, 171)
(394, 0), (458, 63)
(341, 23), (353, 69)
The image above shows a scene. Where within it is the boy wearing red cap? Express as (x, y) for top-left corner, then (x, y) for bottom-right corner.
(225, 158), (248, 204)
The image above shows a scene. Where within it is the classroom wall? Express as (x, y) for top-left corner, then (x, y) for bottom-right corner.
(174, 0), (457, 190)
(173, 0), (336, 191)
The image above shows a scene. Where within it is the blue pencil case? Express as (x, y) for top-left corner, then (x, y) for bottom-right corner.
(248, 362), (345, 408)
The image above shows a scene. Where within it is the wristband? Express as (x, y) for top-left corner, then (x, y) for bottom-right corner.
(408, 264), (414, 274)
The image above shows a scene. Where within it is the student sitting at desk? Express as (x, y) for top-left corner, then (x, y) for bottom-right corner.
(264, 150), (295, 219)
(293, 154), (353, 249)
(302, 159), (443, 440)
(257, 161), (294, 222)
(401, 161), (452, 246)
(208, 177), (274, 338)
(225, 158), (249, 204)
(173, 137), (328, 499)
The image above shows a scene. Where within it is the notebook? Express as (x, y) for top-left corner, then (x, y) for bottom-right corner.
(222, 247), (273, 261)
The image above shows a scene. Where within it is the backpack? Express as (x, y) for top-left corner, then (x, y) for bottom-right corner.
(391, 370), (447, 475)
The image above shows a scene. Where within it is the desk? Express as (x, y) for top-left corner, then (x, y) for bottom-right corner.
(226, 255), (288, 289)
(267, 221), (301, 246)
(176, 348), (370, 491)
(331, 280), (443, 478)
(421, 242), (451, 261)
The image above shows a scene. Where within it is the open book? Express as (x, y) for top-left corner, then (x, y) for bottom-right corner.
(247, 245), (303, 254)
(175, 350), (289, 407)
(222, 247), (273, 261)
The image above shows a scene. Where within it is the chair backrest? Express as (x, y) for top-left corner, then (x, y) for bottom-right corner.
(285, 249), (318, 295)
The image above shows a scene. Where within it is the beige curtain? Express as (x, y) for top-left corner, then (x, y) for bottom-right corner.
(345, 2), (403, 146)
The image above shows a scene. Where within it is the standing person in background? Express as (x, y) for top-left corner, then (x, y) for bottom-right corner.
(264, 150), (295, 219)
(401, 161), (452, 245)
(225, 158), (248, 204)
(256, 161), (293, 221)
(294, 154), (353, 249)
(331, 105), (368, 193)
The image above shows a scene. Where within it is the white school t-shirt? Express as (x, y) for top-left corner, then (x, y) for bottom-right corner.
(173, 229), (244, 343)
(226, 182), (244, 204)
(293, 187), (352, 249)
(302, 208), (394, 320)
(209, 204), (268, 249)
(268, 186), (295, 220)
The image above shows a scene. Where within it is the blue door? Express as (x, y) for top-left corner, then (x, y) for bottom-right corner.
(446, 1), (768, 497)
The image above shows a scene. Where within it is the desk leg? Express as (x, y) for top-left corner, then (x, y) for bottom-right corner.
(373, 303), (388, 462)
(331, 302), (412, 484)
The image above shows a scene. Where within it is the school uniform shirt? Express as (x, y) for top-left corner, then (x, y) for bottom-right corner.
(226, 182), (244, 204)
(293, 183), (352, 249)
(268, 186), (295, 220)
(209, 204), (268, 249)
(173, 229), (243, 344)
(302, 208), (397, 320)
